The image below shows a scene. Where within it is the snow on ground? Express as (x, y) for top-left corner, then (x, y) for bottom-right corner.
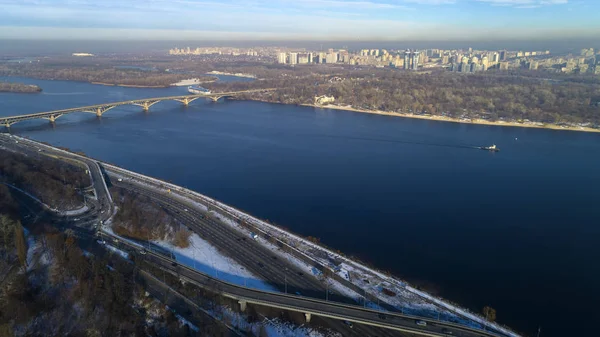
(171, 78), (203, 86)
(152, 233), (277, 292)
(104, 163), (519, 336)
(105, 244), (129, 259)
(63, 205), (89, 216)
(212, 306), (341, 337)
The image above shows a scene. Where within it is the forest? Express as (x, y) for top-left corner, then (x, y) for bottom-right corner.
(0, 63), (200, 87)
(0, 216), (204, 336)
(206, 67), (600, 126)
(111, 187), (191, 248)
(0, 149), (90, 211)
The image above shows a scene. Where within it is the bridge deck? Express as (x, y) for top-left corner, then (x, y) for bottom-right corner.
(1, 88), (274, 126)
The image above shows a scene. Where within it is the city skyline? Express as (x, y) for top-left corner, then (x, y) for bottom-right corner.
(0, 0), (599, 40)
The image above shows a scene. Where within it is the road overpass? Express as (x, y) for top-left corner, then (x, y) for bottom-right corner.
(0, 88), (275, 127)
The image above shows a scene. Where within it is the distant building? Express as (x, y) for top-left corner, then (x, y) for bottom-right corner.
(325, 52), (338, 64)
(298, 54), (309, 64)
(315, 95), (335, 105)
(403, 51), (411, 70)
(72, 53), (94, 57)
(412, 51), (420, 70)
(491, 52), (499, 63)
(289, 52), (298, 65)
(500, 50), (507, 61)
(278, 52), (287, 64)
(528, 61), (539, 70)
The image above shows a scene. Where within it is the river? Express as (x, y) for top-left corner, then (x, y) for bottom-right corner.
(1, 77), (599, 337)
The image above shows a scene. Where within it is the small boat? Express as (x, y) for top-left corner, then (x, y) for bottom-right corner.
(480, 144), (499, 152)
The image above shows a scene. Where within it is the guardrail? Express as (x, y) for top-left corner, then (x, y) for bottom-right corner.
(102, 163), (517, 337)
(104, 230), (502, 337)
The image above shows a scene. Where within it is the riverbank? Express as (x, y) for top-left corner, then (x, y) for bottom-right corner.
(304, 103), (600, 133)
(170, 77), (218, 86)
(90, 82), (167, 88)
(207, 71), (256, 79)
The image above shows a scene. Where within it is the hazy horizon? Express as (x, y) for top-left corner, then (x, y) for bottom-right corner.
(1, 0), (599, 41)
(0, 38), (598, 56)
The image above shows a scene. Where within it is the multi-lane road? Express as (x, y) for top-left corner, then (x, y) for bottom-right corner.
(0, 133), (507, 337)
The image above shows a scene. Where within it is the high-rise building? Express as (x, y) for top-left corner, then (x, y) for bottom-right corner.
(482, 56), (489, 70)
(528, 61), (539, 70)
(307, 53), (313, 64)
(500, 50), (507, 61)
(492, 52), (499, 63)
(318, 52), (326, 63)
(325, 52), (338, 64)
(411, 51), (420, 70)
(403, 50), (411, 70)
(442, 55), (449, 64)
(278, 52), (287, 64)
(298, 54), (309, 64)
(289, 52), (298, 65)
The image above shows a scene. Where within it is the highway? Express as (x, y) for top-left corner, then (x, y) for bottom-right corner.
(1, 133), (506, 337)
(111, 180), (403, 337)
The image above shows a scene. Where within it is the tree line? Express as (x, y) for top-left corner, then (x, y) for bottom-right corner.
(0, 149), (90, 211)
(205, 66), (600, 126)
(111, 187), (191, 248)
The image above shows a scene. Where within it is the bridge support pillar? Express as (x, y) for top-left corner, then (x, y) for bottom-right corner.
(141, 102), (151, 112)
(182, 98), (189, 106)
(305, 313), (311, 323)
(210, 96), (220, 103)
(238, 300), (247, 312)
(48, 115), (56, 123)
(4, 123), (10, 128)
(95, 108), (103, 117)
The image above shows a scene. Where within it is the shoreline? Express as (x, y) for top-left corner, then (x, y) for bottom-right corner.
(90, 81), (168, 88)
(303, 103), (600, 134)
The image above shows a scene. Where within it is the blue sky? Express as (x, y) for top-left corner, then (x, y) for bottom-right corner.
(0, 0), (598, 40)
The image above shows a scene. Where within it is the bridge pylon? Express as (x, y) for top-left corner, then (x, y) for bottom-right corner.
(238, 300), (247, 312)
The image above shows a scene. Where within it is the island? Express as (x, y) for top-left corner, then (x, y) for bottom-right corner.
(0, 81), (42, 93)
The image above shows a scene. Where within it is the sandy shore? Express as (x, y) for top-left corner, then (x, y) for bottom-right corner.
(304, 104), (600, 134)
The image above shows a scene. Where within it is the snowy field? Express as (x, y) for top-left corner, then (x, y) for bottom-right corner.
(152, 233), (277, 292)
(104, 165), (520, 337)
(212, 306), (342, 337)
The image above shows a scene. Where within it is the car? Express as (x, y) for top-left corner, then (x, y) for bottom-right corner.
(295, 291), (302, 296)
(378, 313), (387, 320)
(139, 250), (147, 255)
(258, 262), (265, 268)
(343, 321), (353, 328)
(171, 262), (178, 267)
(441, 328), (453, 335)
(184, 208), (188, 212)
(297, 272), (304, 276)
(416, 320), (427, 327)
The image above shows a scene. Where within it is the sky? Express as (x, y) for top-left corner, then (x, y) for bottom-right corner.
(0, 0), (598, 40)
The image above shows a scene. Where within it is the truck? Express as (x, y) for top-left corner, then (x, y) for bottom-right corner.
(250, 232), (259, 240)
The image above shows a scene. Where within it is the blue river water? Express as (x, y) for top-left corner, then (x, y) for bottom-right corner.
(1, 77), (599, 337)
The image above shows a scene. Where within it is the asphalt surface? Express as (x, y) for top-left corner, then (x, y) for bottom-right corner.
(112, 179), (405, 337)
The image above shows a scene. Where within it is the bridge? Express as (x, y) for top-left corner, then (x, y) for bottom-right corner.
(0, 88), (275, 128)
